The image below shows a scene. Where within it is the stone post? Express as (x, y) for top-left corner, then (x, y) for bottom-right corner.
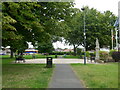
(95, 38), (100, 60)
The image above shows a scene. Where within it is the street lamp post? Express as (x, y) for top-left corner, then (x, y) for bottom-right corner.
(81, 8), (86, 65)
(118, 1), (120, 51)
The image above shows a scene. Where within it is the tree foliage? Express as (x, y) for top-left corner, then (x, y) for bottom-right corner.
(65, 6), (116, 54)
(37, 41), (54, 53)
(2, 2), (74, 57)
(2, 2), (117, 57)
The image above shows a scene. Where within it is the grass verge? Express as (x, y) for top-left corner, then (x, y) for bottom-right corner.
(71, 63), (118, 88)
(2, 64), (54, 88)
(2, 55), (54, 88)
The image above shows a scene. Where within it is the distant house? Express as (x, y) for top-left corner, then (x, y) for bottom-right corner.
(100, 48), (110, 52)
(0, 49), (6, 55)
(55, 49), (63, 52)
(54, 48), (74, 52)
(63, 49), (74, 52)
(0, 47), (10, 55)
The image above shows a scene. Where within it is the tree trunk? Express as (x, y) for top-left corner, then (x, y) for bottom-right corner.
(10, 49), (14, 58)
(20, 52), (23, 55)
(17, 51), (20, 55)
(73, 45), (77, 56)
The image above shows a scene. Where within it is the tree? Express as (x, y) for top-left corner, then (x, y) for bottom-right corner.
(2, 2), (74, 57)
(64, 8), (83, 56)
(2, 3), (23, 57)
(37, 41), (54, 53)
(64, 6), (117, 55)
(84, 9), (116, 50)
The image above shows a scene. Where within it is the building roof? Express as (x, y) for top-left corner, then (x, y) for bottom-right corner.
(25, 48), (38, 51)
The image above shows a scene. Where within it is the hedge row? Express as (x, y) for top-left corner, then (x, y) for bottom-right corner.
(49, 51), (74, 55)
(49, 50), (120, 62)
(111, 52), (120, 62)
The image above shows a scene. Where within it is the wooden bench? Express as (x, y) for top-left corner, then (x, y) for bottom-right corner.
(15, 56), (25, 63)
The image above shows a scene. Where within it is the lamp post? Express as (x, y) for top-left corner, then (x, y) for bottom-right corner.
(118, 1), (120, 51)
(81, 8), (86, 65)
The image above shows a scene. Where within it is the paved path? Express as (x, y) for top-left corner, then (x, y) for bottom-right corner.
(48, 64), (84, 88)
(14, 58), (97, 64)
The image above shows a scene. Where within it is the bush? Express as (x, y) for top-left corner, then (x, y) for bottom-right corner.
(79, 52), (90, 59)
(109, 50), (117, 56)
(69, 51), (74, 55)
(99, 51), (109, 62)
(89, 53), (95, 56)
(111, 52), (120, 62)
(86, 51), (90, 57)
(49, 51), (73, 55)
(77, 48), (82, 55)
(107, 58), (115, 62)
(95, 60), (104, 63)
(81, 55), (84, 59)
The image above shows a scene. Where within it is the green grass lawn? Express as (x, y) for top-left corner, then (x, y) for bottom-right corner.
(24, 54), (80, 59)
(2, 55), (54, 88)
(63, 55), (80, 58)
(71, 63), (118, 88)
(2, 57), (15, 64)
(2, 54), (80, 60)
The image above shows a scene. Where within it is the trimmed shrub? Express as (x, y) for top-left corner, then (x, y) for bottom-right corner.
(79, 52), (84, 58)
(95, 60), (104, 63)
(89, 53), (95, 56)
(77, 48), (82, 55)
(99, 51), (109, 62)
(81, 55), (84, 59)
(69, 51), (74, 55)
(49, 51), (74, 55)
(86, 51), (90, 57)
(109, 50), (117, 56)
(111, 52), (120, 62)
(79, 52), (90, 59)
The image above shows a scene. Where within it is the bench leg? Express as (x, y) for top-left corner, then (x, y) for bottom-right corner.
(15, 60), (19, 63)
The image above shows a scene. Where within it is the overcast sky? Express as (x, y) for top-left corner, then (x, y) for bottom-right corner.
(74, 0), (119, 15)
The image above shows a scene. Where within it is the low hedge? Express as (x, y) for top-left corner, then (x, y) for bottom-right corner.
(99, 51), (109, 61)
(49, 51), (72, 55)
(111, 51), (120, 62)
(109, 50), (117, 56)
